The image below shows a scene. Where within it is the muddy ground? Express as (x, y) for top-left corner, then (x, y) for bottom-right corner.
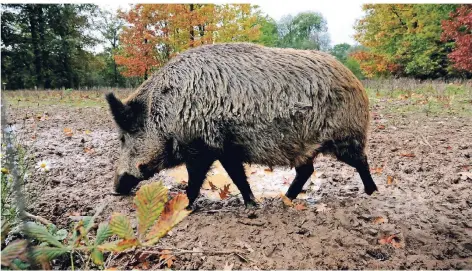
(4, 94), (472, 269)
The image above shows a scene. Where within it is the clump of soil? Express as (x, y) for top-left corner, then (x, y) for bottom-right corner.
(5, 100), (472, 269)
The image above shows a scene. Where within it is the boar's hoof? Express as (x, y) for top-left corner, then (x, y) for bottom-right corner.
(115, 173), (141, 194)
(245, 200), (259, 209)
(365, 184), (378, 196)
(185, 203), (198, 212)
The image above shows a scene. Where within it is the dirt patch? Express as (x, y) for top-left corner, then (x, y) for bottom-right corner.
(4, 98), (472, 269)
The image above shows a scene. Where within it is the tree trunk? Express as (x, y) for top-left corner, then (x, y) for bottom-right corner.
(189, 4), (194, 47)
(113, 34), (118, 86)
(27, 5), (43, 89)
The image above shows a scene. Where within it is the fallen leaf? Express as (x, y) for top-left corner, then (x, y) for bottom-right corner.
(63, 127), (73, 138)
(159, 250), (176, 268)
(386, 176), (396, 185)
(224, 262), (234, 271)
(264, 167), (273, 172)
(219, 184), (231, 200)
(280, 194), (294, 207)
(379, 234), (404, 248)
(372, 216), (387, 224)
(208, 181), (218, 191)
(315, 203), (331, 213)
(282, 177), (291, 185)
(84, 147), (94, 154)
(371, 167), (383, 174)
(84, 130), (92, 135)
(141, 260), (151, 270)
(400, 153), (415, 158)
(377, 124), (386, 130)
(294, 203), (307, 211)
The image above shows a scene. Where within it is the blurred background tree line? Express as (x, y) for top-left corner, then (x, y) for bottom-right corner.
(1, 3), (471, 90)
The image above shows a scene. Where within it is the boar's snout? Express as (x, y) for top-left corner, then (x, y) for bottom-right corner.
(114, 172), (141, 194)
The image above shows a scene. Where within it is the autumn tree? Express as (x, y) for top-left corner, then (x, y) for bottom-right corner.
(441, 5), (472, 73)
(353, 4), (458, 78)
(115, 4), (262, 79)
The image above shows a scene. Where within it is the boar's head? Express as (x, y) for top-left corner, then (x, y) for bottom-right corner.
(106, 93), (164, 194)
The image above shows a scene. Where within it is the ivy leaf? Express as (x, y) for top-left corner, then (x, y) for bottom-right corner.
(144, 193), (191, 246)
(134, 182), (168, 238)
(0, 240), (28, 267)
(98, 239), (139, 253)
(109, 213), (135, 240)
(25, 222), (65, 248)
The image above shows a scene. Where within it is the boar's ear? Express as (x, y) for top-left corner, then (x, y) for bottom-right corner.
(106, 93), (142, 132)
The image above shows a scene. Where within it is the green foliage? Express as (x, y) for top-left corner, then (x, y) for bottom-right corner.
(256, 14), (279, 47)
(354, 4), (463, 79)
(134, 181), (168, 238)
(108, 214), (134, 240)
(345, 57), (365, 80)
(277, 11), (330, 50)
(0, 181), (191, 269)
(329, 43), (365, 80)
(0, 4), (138, 90)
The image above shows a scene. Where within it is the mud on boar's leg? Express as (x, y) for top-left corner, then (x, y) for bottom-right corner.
(219, 157), (258, 208)
(185, 157), (215, 211)
(285, 163), (315, 200)
(332, 139), (378, 195)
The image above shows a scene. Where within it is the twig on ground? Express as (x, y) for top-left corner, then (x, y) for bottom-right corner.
(420, 134), (433, 149)
(238, 219), (265, 226)
(199, 208), (236, 214)
(24, 211), (52, 225)
(141, 248), (247, 255)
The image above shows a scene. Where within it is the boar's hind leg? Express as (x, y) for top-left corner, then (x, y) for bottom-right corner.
(185, 157), (215, 210)
(219, 157), (257, 208)
(285, 163), (314, 200)
(332, 139), (378, 195)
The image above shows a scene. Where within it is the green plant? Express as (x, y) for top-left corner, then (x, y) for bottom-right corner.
(0, 182), (191, 270)
(98, 182), (191, 250)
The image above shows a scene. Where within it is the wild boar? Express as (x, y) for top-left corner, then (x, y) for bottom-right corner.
(106, 42), (378, 209)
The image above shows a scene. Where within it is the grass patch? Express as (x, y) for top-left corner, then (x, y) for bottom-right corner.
(366, 83), (472, 117)
(3, 89), (133, 108)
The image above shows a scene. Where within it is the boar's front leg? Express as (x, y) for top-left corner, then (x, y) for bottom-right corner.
(185, 157), (215, 210)
(219, 157), (258, 208)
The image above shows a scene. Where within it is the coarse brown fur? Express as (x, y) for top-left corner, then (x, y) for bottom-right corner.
(106, 42), (377, 207)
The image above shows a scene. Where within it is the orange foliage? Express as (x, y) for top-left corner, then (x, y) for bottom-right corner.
(115, 4), (261, 78)
(350, 51), (400, 78)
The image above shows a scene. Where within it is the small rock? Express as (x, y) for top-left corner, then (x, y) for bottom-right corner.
(367, 228), (378, 236)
